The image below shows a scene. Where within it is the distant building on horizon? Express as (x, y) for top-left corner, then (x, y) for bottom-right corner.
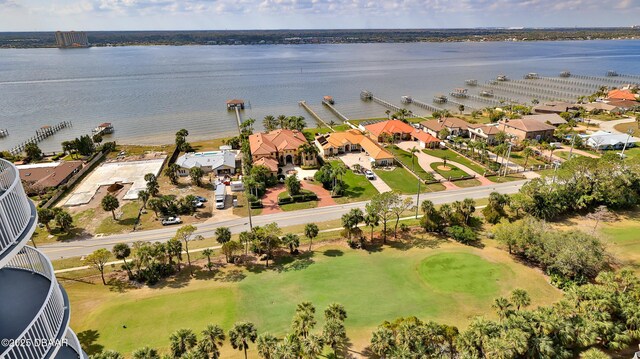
(55, 31), (89, 48)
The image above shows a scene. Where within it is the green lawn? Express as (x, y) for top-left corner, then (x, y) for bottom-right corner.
(424, 148), (488, 175)
(508, 151), (547, 168)
(66, 244), (562, 357)
(599, 218), (640, 273)
(329, 161), (379, 204)
(278, 190), (319, 212)
(388, 145), (436, 181)
(373, 167), (420, 194)
(430, 162), (469, 179)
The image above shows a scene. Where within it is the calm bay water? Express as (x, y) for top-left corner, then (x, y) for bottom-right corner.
(1, 40), (640, 152)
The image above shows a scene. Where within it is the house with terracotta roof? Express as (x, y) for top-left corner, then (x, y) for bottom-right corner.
(18, 161), (83, 194)
(315, 129), (394, 166)
(607, 89), (638, 101)
(420, 117), (470, 138)
(500, 119), (556, 141)
(249, 129), (317, 168)
(468, 124), (501, 144)
(363, 119), (439, 148)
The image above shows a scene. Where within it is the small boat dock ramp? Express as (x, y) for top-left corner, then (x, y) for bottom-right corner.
(450, 88), (468, 98)
(0, 129), (8, 138)
(323, 96), (335, 105)
(496, 74), (509, 82)
(92, 122), (114, 136)
(524, 73), (540, 80)
(433, 94), (448, 104)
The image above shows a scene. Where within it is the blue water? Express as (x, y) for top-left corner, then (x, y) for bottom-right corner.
(1, 40), (639, 151)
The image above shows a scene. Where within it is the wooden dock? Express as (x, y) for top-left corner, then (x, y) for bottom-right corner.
(322, 99), (349, 123)
(0, 129), (7, 138)
(234, 107), (242, 129)
(299, 101), (334, 132)
(9, 121), (72, 156)
(401, 96), (444, 113)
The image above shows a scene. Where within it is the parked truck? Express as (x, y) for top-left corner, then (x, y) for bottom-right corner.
(215, 183), (226, 209)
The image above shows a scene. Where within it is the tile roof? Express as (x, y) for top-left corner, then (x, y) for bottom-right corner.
(365, 120), (415, 137)
(317, 129), (393, 160)
(607, 89), (637, 101)
(253, 157), (279, 172)
(420, 117), (470, 132)
(411, 128), (440, 143)
(249, 129), (308, 156)
(503, 119), (556, 132)
(522, 114), (567, 126)
(468, 124), (501, 135)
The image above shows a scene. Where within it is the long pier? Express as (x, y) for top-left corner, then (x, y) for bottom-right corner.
(322, 99), (349, 123)
(447, 98), (479, 112)
(299, 101), (334, 132)
(234, 107), (242, 129)
(9, 121), (72, 156)
(401, 96), (444, 113)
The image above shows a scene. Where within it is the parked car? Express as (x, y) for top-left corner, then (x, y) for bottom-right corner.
(161, 217), (182, 226)
(192, 200), (204, 208)
(194, 195), (207, 202)
(365, 170), (375, 180)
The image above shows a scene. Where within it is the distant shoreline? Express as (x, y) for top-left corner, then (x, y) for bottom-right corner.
(1, 28), (639, 49)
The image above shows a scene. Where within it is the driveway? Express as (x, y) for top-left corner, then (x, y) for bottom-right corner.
(338, 153), (391, 193)
(261, 184), (286, 215)
(395, 142), (460, 189)
(302, 180), (337, 207)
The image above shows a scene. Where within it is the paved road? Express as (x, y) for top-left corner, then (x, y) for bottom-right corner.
(40, 180), (527, 260)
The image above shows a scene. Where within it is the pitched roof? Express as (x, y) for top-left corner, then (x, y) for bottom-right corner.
(522, 114), (567, 126)
(606, 99), (639, 109)
(503, 119), (556, 133)
(176, 151), (237, 170)
(411, 129), (440, 143)
(253, 157), (279, 172)
(365, 120), (415, 137)
(607, 89), (637, 101)
(316, 129), (393, 160)
(468, 124), (501, 135)
(18, 161), (83, 189)
(226, 99), (245, 104)
(249, 129), (308, 156)
(578, 102), (620, 112)
(421, 117), (470, 132)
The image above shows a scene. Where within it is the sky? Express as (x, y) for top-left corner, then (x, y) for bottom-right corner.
(0, 0), (639, 31)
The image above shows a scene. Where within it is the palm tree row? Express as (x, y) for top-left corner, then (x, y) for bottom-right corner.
(263, 115), (307, 132)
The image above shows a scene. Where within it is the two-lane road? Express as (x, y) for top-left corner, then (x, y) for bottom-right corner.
(40, 180), (527, 260)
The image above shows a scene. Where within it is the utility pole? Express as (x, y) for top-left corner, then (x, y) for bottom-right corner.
(620, 128), (635, 158)
(415, 178), (421, 219)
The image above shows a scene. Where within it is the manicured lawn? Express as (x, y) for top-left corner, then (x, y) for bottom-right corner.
(66, 243), (561, 357)
(485, 175), (527, 183)
(430, 162), (469, 179)
(613, 121), (639, 135)
(508, 151), (547, 168)
(424, 148), (488, 175)
(621, 147), (640, 161)
(451, 178), (482, 188)
(599, 218), (640, 273)
(329, 161), (378, 204)
(278, 190), (319, 212)
(374, 167), (421, 194)
(388, 145), (436, 181)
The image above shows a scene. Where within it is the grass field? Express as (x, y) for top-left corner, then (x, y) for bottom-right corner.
(373, 167), (418, 194)
(599, 216), (640, 273)
(66, 241), (562, 357)
(508, 151), (547, 168)
(430, 162), (468, 179)
(329, 161), (379, 204)
(424, 148), (488, 175)
(95, 202), (142, 235)
(388, 145), (436, 182)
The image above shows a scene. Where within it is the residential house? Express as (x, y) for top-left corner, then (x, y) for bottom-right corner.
(578, 102), (621, 114)
(249, 129), (317, 167)
(586, 130), (638, 151)
(420, 117), (470, 138)
(606, 99), (639, 112)
(175, 150), (239, 177)
(363, 119), (439, 148)
(500, 119), (556, 141)
(521, 114), (567, 127)
(18, 161), (83, 194)
(315, 129), (395, 166)
(533, 102), (579, 114)
(607, 89), (638, 101)
(468, 124), (501, 144)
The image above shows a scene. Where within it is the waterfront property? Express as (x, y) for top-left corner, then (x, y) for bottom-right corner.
(315, 129), (394, 166)
(420, 117), (471, 138)
(533, 102), (579, 114)
(362, 119), (439, 148)
(521, 113), (567, 127)
(499, 119), (556, 142)
(17, 161), (83, 194)
(579, 102), (621, 113)
(468, 123), (501, 144)
(0, 159), (86, 359)
(175, 149), (239, 177)
(249, 129), (317, 168)
(607, 89), (637, 101)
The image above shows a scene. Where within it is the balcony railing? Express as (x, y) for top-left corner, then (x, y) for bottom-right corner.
(64, 328), (87, 359)
(0, 159), (34, 260)
(3, 246), (68, 359)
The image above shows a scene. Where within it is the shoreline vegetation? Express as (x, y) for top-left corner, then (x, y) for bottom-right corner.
(2, 28), (640, 48)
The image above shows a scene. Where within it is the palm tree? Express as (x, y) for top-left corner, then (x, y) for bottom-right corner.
(385, 109), (391, 119)
(202, 248), (214, 271)
(292, 302), (316, 338)
(510, 289), (531, 310)
(282, 233), (300, 255)
(324, 303), (347, 322)
(409, 146), (419, 172)
(322, 319), (347, 356)
(132, 347), (159, 359)
(169, 328), (197, 358)
(304, 223), (319, 252)
(370, 327), (394, 358)
(492, 297), (513, 320)
(138, 189), (150, 209)
(112, 243), (133, 278)
(229, 322), (258, 359)
(331, 163), (346, 193)
(199, 324), (226, 359)
(101, 194), (120, 220)
(215, 226), (231, 244)
(522, 147), (534, 168)
(364, 212), (379, 241)
(165, 163), (180, 185)
(301, 334), (324, 358)
(256, 333), (278, 359)
(263, 115), (277, 131)
(277, 115), (288, 129)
